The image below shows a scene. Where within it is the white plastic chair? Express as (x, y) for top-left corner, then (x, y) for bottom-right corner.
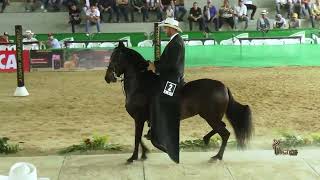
(118, 36), (132, 47)
(181, 34), (189, 40)
(87, 42), (101, 48)
(250, 40), (265, 45)
(282, 38), (301, 45)
(187, 40), (203, 46)
(161, 41), (169, 47)
(203, 40), (216, 45)
(137, 40), (153, 47)
(100, 42), (116, 48)
(263, 39), (284, 45)
(312, 34), (320, 44)
(59, 37), (74, 48)
(69, 43), (86, 48)
(219, 33), (248, 45)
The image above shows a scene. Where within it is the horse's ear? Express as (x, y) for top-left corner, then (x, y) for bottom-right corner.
(118, 41), (125, 48)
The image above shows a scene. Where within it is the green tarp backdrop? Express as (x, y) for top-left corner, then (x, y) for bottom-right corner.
(132, 44), (320, 67)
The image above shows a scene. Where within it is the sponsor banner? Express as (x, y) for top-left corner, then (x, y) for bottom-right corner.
(64, 49), (112, 69)
(30, 50), (64, 69)
(0, 50), (30, 73)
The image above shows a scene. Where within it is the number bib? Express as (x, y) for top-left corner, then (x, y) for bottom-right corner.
(163, 81), (177, 96)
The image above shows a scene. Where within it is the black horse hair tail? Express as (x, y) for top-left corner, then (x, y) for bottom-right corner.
(226, 88), (253, 149)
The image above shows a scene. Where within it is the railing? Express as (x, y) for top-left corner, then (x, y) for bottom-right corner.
(63, 40), (129, 48)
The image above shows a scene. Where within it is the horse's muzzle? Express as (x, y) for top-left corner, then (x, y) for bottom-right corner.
(105, 70), (117, 83)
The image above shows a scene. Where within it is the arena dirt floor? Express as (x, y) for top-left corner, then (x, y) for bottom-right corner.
(0, 67), (320, 156)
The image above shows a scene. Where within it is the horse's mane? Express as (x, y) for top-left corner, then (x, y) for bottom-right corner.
(121, 47), (149, 71)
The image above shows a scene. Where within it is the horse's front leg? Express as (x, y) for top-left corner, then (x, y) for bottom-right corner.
(127, 118), (145, 163)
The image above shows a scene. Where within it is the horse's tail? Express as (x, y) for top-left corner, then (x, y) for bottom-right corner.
(225, 88), (253, 149)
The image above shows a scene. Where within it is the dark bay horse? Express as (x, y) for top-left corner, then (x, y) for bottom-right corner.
(105, 42), (253, 163)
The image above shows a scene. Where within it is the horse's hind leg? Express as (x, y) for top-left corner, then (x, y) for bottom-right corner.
(203, 130), (217, 145)
(212, 123), (230, 161)
(127, 119), (145, 163)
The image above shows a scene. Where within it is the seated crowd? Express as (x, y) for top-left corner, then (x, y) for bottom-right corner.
(1, 0), (320, 34)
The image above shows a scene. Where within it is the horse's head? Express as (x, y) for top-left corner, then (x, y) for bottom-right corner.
(105, 42), (127, 83)
(105, 41), (148, 84)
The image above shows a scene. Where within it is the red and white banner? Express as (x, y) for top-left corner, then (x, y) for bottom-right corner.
(0, 50), (30, 73)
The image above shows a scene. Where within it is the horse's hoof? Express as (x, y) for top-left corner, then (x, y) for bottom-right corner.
(141, 154), (147, 161)
(209, 155), (222, 163)
(126, 156), (138, 164)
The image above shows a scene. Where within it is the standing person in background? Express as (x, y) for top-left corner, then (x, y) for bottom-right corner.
(166, 1), (174, 18)
(69, 4), (81, 33)
(98, 0), (115, 23)
(256, 10), (270, 33)
(147, 0), (164, 21)
(311, 0), (320, 27)
(243, 0), (256, 20)
(115, 0), (129, 22)
(47, 33), (61, 49)
(174, 0), (186, 21)
(131, 0), (148, 22)
(0, 0), (8, 13)
(85, 5), (101, 35)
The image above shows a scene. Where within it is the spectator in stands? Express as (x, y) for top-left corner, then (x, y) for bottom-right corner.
(0, 0), (8, 13)
(131, 0), (148, 22)
(289, 12), (301, 28)
(290, 0), (303, 18)
(166, 1), (174, 18)
(85, 5), (101, 35)
(243, 0), (256, 20)
(115, 0), (129, 22)
(188, 2), (204, 31)
(174, 0), (186, 21)
(62, 0), (79, 9)
(275, 0), (292, 18)
(69, 4), (81, 33)
(22, 30), (38, 42)
(47, 33), (61, 49)
(203, 0), (219, 32)
(98, 0), (115, 23)
(41, 0), (61, 12)
(25, 0), (36, 12)
(256, 10), (270, 33)
(0, 32), (9, 43)
(147, 0), (164, 21)
(273, 14), (287, 29)
(234, 0), (249, 30)
(218, 0), (234, 30)
(301, 0), (312, 18)
(311, 0), (320, 27)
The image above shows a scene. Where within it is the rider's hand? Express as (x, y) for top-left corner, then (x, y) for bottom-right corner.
(147, 62), (155, 73)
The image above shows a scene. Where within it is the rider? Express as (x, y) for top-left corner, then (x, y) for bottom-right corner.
(147, 17), (185, 163)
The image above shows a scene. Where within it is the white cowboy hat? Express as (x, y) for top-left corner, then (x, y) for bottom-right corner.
(0, 162), (49, 180)
(25, 30), (34, 35)
(261, 10), (268, 15)
(158, 18), (182, 32)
